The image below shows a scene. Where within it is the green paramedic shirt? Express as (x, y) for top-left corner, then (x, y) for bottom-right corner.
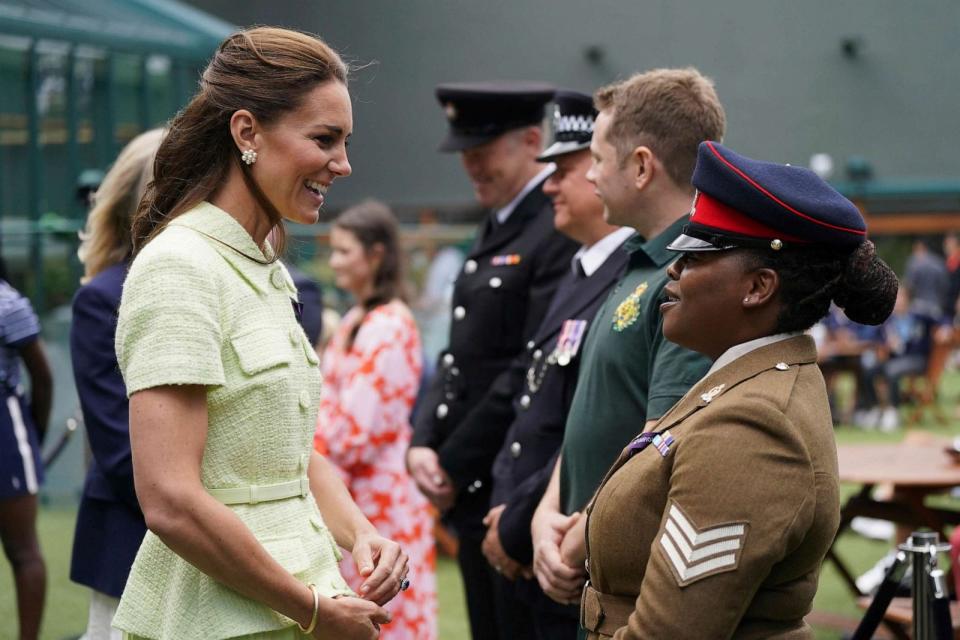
(559, 216), (710, 515)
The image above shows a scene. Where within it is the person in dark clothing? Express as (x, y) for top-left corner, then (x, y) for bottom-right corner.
(408, 83), (579, 640)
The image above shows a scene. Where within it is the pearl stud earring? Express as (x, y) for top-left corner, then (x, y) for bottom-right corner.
(241, 149), (258, 165)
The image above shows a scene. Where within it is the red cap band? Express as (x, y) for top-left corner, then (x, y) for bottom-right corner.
(690, 191), (806, 243)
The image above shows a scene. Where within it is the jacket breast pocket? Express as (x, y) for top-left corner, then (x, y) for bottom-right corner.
(229, 326), (292, 376)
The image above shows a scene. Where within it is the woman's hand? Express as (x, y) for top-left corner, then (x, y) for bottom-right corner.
(313, 595), (391, 640)
(352, 531), (409, 605)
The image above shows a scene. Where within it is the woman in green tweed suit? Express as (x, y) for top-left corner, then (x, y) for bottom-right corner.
(111, 28), (408, 640)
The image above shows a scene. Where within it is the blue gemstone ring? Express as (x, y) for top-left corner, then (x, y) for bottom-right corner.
(400, 578), (410, 591)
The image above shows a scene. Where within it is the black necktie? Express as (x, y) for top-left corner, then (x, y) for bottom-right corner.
(574, 258), (587, 279)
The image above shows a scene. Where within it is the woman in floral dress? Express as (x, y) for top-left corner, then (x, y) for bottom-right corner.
(315, 200), (437, 640)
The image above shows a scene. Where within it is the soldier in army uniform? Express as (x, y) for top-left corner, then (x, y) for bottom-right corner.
(581, 142), (899, 639)
(407, 82), (579, 640)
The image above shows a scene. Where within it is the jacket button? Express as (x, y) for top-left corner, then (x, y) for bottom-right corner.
(464, 260), (478, 274)
(270, 269), (286, 290)
(527, 340), (536, 350)
(442, 353), (455, 366)
(533, 349), (542, 360)
(510, 441), (521, 458)
(299, 390), (311, 408)
(453, 306), (466, 320)
(450, 366), (460, 377)
(436, 403), (449, 419)
(489, 277), (502, 288)
(519, 395), (531, 409)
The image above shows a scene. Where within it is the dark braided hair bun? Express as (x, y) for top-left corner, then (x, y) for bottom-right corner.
(832, 240), (899, 326)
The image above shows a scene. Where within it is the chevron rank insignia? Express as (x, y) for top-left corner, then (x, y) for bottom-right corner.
(658, 502), (749, 587)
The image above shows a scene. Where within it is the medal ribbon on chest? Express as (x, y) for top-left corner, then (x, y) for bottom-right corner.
(553, 319), (587, 366)
(626, 429), (675, 459)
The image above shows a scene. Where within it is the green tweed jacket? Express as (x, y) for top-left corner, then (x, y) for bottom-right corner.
(112, 202), (351, 640)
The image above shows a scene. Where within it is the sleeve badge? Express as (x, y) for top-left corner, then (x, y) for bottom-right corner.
(658, 501), (749, 587)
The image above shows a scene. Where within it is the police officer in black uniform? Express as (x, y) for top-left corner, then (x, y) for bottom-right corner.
(408, 82), (578, 640)
(470, 91), (632, 639)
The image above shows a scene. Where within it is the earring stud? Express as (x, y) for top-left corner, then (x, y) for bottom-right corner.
(743, 297), (750, 303)
(241, 149), (258, 165)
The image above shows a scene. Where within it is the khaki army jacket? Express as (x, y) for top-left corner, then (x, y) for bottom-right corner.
(583, 335), (840, 639)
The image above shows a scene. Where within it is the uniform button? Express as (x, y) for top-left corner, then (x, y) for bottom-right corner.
(442, 353), (455, 366)
(526, 340), (536, 350)
(299, 390), (311, 409)
(533, 349), (542, 359)
(453, 306), (466, 320)
(473, 479), (483, 489)
(467, 483), (477, 494)
(270, 269), (286, 290)
(450, 366), (460, 377)
(519, 395), (531, 409)
(464, 260), (478, 274)
(436, 403), (449, 419)
(489, 277), (502, 288)
(510, 441), (522, 458)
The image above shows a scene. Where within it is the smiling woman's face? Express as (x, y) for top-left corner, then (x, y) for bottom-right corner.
(661, 250), (759, 359)
(254, 80), (353, 225)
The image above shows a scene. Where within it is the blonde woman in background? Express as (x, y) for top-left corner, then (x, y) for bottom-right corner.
(69, 128), (163, 640)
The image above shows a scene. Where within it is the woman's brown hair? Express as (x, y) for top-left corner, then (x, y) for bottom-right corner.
(333, 199), (407, 349)
(131, 27), (348, 256)
(78, 128), (164, 282)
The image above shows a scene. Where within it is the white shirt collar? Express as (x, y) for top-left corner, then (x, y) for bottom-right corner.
(705, 332), (802, 378)
(494, 164), (555, 224)
(572, 227), (635, 277)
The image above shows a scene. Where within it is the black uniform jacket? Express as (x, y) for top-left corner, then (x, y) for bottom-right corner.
(412, 181), (579, 529)
(491, 243), (629, 564)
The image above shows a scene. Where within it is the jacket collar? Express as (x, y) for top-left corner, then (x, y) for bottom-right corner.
(169, 202), (294, 297)
(469, 178), (552, 258)
(653, 334), (818, 433)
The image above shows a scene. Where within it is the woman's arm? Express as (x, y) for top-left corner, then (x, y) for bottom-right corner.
(20, 339), (52, 443)
(309, 450), (408, 605)
(130, 385), (389, 637)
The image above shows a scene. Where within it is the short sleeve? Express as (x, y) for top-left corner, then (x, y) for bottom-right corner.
(115, 239), (225, 396)
(1, 293), (40, 348)
(645, 304), (710, 419)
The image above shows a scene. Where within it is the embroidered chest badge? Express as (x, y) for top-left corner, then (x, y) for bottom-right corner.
(659, 501), (750, 587)
(612, 281), (649, 332)
(491, 254), (521, 266)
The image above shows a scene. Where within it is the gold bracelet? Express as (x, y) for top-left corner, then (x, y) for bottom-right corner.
(298, 583), (319, 635)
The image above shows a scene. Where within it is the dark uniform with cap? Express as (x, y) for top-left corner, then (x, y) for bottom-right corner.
(412, 82), (579, 639)
(449, 91), (630, 639)
(581, 142), (858, 639)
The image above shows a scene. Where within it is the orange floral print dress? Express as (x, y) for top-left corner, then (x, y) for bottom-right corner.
(315, 300), (436, 640)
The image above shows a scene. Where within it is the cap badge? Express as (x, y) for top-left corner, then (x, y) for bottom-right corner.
(770, 238), (783, 251)
(700, 384), (725, 404)
(444, 102), (457, 121)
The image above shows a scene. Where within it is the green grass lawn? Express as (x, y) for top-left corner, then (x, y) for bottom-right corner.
(2, 371), (959, 639)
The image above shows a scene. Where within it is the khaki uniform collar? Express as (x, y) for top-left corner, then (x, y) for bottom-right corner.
(654, 334), (818, 432)
(169, 201), (295, 297)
